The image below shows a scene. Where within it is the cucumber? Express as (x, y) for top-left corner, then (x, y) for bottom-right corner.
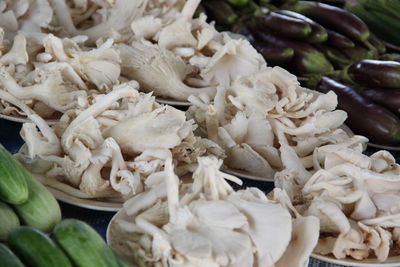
(13, 174), (61, 232)
(8, 226), (72, 267)
(54, 219), (128, 267)
(0, 144), (29, 204)
(0, 243), (25, 267)
(0, 201), (20, 241)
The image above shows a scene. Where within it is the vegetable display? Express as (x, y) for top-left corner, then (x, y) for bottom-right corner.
(8, 226), (72, 267)
(2, 0), (400, 265)
(0, 244), (24, 267)
(0, 144), (29, 204)
(203, 0), (384, 75)
(0, 202), (20, 241)
(0, 143), (61, 234)
(202, 0), (400, 146)
(0, 220), (128, 267)
(54, 219), (128, 267)
(316, 76), (400, 144)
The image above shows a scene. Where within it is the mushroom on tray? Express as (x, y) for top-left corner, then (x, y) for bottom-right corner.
(16, 82), (224, 201)
(109, 156), (320, 267)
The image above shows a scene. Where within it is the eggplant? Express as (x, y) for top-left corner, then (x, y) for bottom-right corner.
(250, 29), (333, 74)
(283, 1), (370, 42)
(326, 29), (355, 49)
(360, 88), (400, 114)
(368, 34), (386, 54)
(203, 0), (238, 27)
(315, 44), (351, 67)
(256, 11), (312, 39)
(232, 22), (256, 43)
(275, 10), (328, 43)
(253, 40), (295, 65)
(317, 76), (400, 145)
(341, 46), (375, 62)
(379, 53), (400, 63)
(346, 59), (400, 88)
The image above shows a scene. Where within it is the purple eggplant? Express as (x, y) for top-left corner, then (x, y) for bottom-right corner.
(275, 10), (328, 43)
(317, 76), (400, 144)
(326, 29), (355, 49)
(203, 0), (238, 27)
(253, 40), (295, 65)
(232, 22), (256, 44)
(360, 88), (400, 114)
(379, 53), (400, 62)
(250, 29), (333, 75)
(315, 44), (351, 66)
(369, 34), (386, 54)
(346, 59), (400, 88)
(341, 46), (375, 62)
(256, 11), (312, 39)
(283, 1), (370, 42)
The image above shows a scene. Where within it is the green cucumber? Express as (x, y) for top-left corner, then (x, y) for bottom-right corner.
(0, 243), (25, 267)
(54, 219), (129, 267)
(13, 174), (61, 232)
(8, 226), (72, 267)
(0, 201), (20, 241)
(0, 144), (29, 204)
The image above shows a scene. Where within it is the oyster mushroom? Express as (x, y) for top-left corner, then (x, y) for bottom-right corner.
(117, 42), (215, 101)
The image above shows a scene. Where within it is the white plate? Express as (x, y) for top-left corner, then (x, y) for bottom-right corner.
(312, 253), (400, 267)
(33, 174), (122, 211)
(0, 114), (57, 125)
(222, 168), (274, 182)
(155, 97), (191, 106)
(47, 186), (122, 212)
(107, 208), (138, 264)
(106, 208), (124, 244)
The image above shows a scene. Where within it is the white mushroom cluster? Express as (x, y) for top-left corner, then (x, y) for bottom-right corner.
(109, 156), (320, 267)
(17, 82), (224, 200)
(187, 66), (351, 179)
(0, 0), (265, 119)
(275, 139), (400, 262)
(117, 0), (265, 101)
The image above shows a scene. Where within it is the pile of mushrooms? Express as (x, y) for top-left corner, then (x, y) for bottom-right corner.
(109, 156), (320, 267)
(16, 82), (224, 200)
(0, 0), (266, 119)
(2, 0), (400, 264)
(275, 138), (400, 262)
(187, 66), (351, 179)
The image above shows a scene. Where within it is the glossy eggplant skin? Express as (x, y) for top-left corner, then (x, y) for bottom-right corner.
(274, 10), (328, 43)
(251, 29), (333, 74)
(326, 29), (355, 49)
(341, 46), (375, 62)
(257, 11), (312, 39)
(347, 60), (400, 88)
(360, 88), (400, 114)
(369, 34), (386, 54)
(253, 41), (295, 65)
(283, 1), (370, 42)
(203, 0), (238, 27)
(315, 44), (351, 66)
(317, 76), (400, 145)
(232, 22), (256, 43)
